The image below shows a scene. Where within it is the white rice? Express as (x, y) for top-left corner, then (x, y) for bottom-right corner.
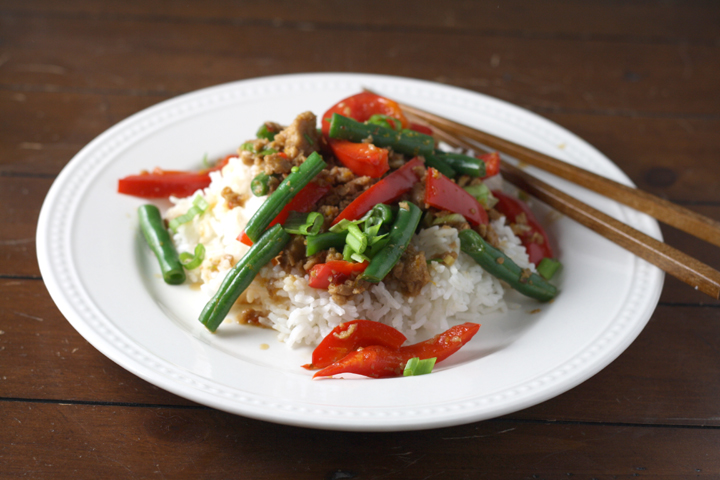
(167, 158), (535, 347)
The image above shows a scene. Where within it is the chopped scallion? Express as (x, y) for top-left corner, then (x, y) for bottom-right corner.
(537, 257), (562, 280)
(432, 213), (467, 225)
(258, 148), (277, 156)
(342, 243), (355, 262)
(350, 252), (370, 263)
(168, 195), (209, 232)
(251, 172), (274, 197)
(240, 142), (255, 152)
(180, 243), (205, 270)
(464, 183), (498, 209)
(346, 223), (368, 254)
(329, 218), (358, 233)
(283, 211), (323, 236)
(366, 114), (401, 131)
(403, 357), (437, 376)
(256, 124), (277, 141)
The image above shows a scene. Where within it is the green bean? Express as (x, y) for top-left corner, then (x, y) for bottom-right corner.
(328, 113), (435, 157)
(306, 231), (348, 256)
(422, 152), (457, 178)
(369, 203), (394, 225)
(138, 204), (186, 285)
(199, 224), (291, 332)
(243, 151), (326, 242)
(458, 229), (557, 302)
(362, 201), (422, 283)
(434, 151), (486, 177)
(361, 203), (395, 236)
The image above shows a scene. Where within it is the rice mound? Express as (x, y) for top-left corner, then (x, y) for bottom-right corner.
(168, 158), (534, 347)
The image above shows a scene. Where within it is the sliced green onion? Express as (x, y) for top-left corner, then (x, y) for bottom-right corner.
(432, 213), (467, 225)
(329, 218), (360, 233)
(283, 211), (324, 236)
(168, 195), (209, 232)
(403, 357), (437, 376)
(342, 243), (354, 262)
(464, 184), (498, 209)
(240, 141), (255, 152)
(251, 172), (274, 197)
(366, 114), (401, 131)
(537, 257), (562, 280)
(180, 243), (206, 270)
(258, 148), (278, 156)
(362, 201), (422, 283)
(345, 223), (368, 254)
(351, 252), (370, 263)
(303, 133), (315, 145)
(361, 203), (394, 231)
(256, 124), (277, 141)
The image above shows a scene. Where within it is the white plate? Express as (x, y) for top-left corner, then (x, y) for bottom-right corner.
(36, 73), (663, 431)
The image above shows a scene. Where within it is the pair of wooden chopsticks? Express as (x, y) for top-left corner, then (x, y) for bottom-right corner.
(397, 101), (720, 300)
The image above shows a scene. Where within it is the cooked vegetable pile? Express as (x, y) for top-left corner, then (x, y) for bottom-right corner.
(119, 91), (562, 379)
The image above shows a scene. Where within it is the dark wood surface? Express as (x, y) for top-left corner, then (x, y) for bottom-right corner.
(2, 1), (719, 478)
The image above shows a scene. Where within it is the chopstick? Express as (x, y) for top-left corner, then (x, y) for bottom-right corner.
(400, 102), (720, 250)
(501, 162), (720, 299)
(396, 101), (720, 299)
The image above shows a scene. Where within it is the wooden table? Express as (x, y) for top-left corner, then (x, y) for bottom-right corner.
(3, 1), (719, 477)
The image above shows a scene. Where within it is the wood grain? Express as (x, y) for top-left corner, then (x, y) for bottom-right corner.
(2, 280), (718, 425)
(2, 1), (720, 477)
(1, 10), (719, 116)
(2, 402), (720, 479)
(405, 102), (720, 250)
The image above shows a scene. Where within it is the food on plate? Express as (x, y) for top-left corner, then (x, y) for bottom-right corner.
(119, 92), (561, 378)
(310, 321), (480, 379)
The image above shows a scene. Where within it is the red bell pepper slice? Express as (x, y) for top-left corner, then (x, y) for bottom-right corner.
(313, 322), (480, 379)
(320, 92), (409, 137)
(424, 168), (488, 226)
(331, 157), (424, 226)
(118, 154), (236, 199)
(118, 171), (213, 199)
(398, 322), (480, 363)
(328, 139), (389, 178)
(492, 190), (553, 265)
(307, 260), (369, 289)
(478, 152), (500, 178)
(303, 319), (407, 370)
(238, 181), (330, 246)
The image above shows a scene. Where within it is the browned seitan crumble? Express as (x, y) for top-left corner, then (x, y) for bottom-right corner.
(233, 111), (507, 308)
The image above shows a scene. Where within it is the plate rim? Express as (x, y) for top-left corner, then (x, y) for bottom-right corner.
(36, 72), (664, 431)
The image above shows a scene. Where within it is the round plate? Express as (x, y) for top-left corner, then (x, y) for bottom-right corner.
(36, 73), (663, 431)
